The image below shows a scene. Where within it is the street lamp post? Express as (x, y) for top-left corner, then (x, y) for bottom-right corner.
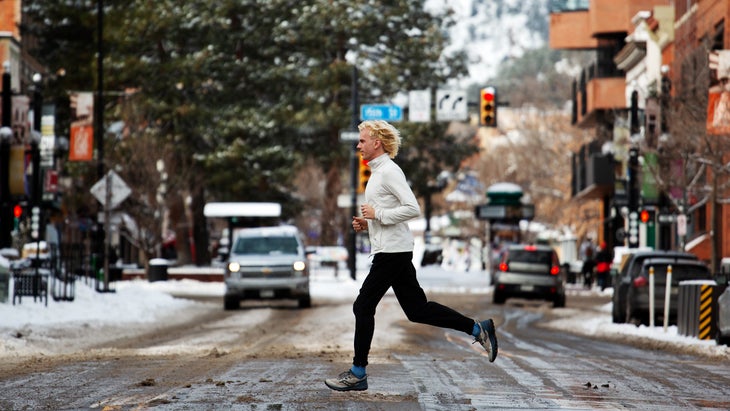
(31, 74), (44, 243)
(32, 73), (42, 133)
(95, 0), (110, 292)
(29, 74), (44, 281)
(0, 127), (12, 249)
(1, 61), (10, 126)
(348, 66), (359, 281)
(1, 62), (12, 248)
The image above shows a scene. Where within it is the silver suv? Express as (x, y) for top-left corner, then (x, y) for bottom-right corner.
(493, 244), (565, 308)
(223, 225), (311, 310)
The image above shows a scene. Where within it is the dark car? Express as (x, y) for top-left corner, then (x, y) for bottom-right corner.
(611, 250), (698, 323)
(717, 286), (730, 345)
(623, 257), (712, 326)
(715, 258), (730, 345)
(492, 244), (565, 308)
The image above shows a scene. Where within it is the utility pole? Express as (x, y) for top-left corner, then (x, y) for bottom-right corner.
(30, 74), (43, 248)
(627, 147), (640, 248)
(96, 0), (110, 292)
(348, 66), (359, 281)
(0, 64), (12, 248)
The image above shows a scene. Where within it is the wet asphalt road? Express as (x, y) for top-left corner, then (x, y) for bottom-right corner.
(0, 291), (729, 410)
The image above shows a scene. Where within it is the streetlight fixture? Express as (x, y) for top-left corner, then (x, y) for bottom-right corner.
(32, 73), (42, 133)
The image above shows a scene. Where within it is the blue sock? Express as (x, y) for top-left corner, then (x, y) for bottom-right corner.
(350, 365), (366, 378)
(472, 322), (480, 337)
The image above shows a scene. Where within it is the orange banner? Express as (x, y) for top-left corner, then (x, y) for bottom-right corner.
(707, 90), (730, 135)
(69, 123), (94, 161)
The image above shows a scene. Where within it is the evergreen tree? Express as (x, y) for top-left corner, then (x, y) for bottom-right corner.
(22, 0), (472, 261)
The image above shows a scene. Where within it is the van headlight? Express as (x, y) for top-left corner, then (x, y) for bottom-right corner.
(293, 261), (306, 271)
(228, 261), (241, 272)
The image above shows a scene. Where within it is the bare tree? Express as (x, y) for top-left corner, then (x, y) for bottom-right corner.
(108, 94), (173, 265)
(475, 107), (596, 235)
(644, 40), (730, 271)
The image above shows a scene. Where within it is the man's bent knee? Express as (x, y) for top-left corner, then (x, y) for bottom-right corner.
(353, 300), (377, 318)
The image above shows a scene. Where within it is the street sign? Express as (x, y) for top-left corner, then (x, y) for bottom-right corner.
(628, 211), (639, 247)
(408, 90), (431, 122)
(339, 130), (360, 142)
(90, 170), (132, 209)
(475, 204), (534, 221)
(40, 135), (55, 168)
(677, 214), (687, 236)
(436, 89), (468, 121)
(657, 214), (676, 223)
(360, 104), (403, 122)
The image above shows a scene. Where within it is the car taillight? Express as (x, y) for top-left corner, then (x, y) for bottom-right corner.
(524, 245), (537, 251)
(633, 276), (648, 287)
(499, 262), (508, 272)
(550, 265), (560, 275)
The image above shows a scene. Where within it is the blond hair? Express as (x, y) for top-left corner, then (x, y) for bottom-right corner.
(358, 120), (401, 158)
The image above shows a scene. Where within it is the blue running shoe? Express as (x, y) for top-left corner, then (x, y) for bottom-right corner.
(474, 319), (498, 362)
(325, 370), (368, 391)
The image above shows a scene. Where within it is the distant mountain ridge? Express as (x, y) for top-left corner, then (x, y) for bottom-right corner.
(427, 0), (549, 87)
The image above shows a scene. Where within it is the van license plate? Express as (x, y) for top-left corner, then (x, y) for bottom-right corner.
(521, 285), (534, 292)
(260, 290), (274, 298)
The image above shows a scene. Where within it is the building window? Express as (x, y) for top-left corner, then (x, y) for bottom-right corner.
(549, 0), (589, 13)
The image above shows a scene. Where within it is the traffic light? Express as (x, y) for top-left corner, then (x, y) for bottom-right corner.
(639, 208), (655, 224)
(358, 157), (370, 194)
(12, 204), (22, 231)
(480, 86), (497, 127)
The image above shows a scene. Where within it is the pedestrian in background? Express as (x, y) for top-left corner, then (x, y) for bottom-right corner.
(594, 242), (612, 291)
(581, 241), (595, 289)
(324, 120), (498, 392)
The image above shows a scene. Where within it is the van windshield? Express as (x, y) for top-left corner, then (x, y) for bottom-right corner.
(233, 236), (300, 255)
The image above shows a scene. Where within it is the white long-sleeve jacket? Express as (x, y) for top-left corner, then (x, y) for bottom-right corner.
(364, 153), (421, 254)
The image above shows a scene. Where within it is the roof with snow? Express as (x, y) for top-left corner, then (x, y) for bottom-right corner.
(203, 202), (282, 218)
(486, 182), (522, 194)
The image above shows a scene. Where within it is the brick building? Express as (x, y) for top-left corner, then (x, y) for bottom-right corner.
(550, 0), (730, 269)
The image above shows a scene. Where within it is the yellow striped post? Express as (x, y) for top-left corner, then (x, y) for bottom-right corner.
(698, 284), (714, 340)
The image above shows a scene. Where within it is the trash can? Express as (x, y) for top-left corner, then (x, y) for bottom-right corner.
(147, 258), (169, 282)
(678, 280), (718, 340)
(109, 266), (123, 282)
(0, 266), (9, 303)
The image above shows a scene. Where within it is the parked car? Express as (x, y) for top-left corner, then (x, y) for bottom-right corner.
(492, 244), (565, 308)
(307, 246), (348, 277)
(717, 286), (730, 345)
(223, 225), (311, 310)
(611, 250), (698, 323)
(715, 259), (730, 345)
(421, 236), (444, 267)
(610, 246), (652, 289)
(622, 257), (712, 326)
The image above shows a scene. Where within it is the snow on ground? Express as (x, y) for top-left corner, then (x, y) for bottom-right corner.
(1, 253), (728, 360)
(555, 286), (730, 359)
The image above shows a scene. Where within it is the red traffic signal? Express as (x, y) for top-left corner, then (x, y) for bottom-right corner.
(480, 87), (497, 127)
(13, 204), (22, 219)
(639, 209), (654, 223)
(639, 210), (649, 223)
